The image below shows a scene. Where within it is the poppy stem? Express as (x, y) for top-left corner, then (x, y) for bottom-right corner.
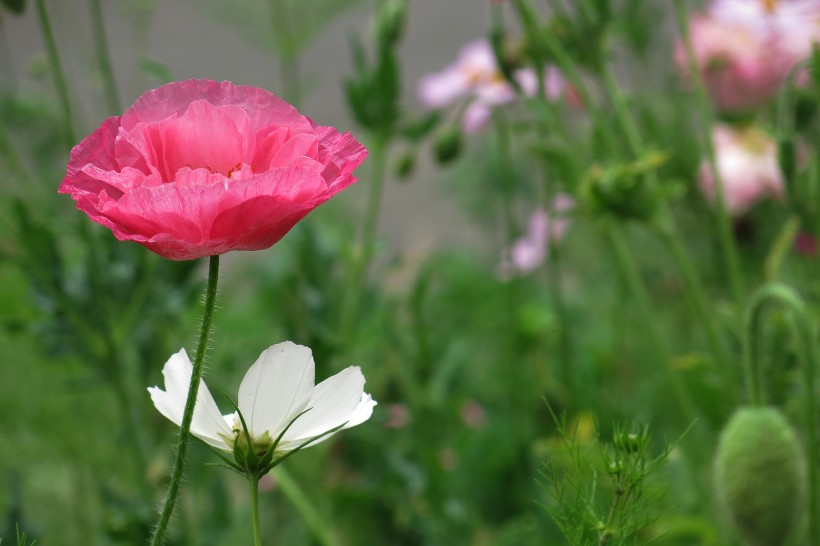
(741, 283), (819, 544)
(249, 476), (263, 546)
(33, 0), (76, 148)
(150, 255), (220, 546)
(88, 0), (121, 114)
(673, 0), (744, 306)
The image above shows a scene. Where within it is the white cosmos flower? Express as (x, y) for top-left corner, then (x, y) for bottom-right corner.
(148, 341), (376, 456)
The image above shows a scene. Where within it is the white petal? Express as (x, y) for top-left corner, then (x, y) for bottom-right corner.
(280, 366), (375, 448)
(238, 341), (314, 438)
(147, 348), (233, 451)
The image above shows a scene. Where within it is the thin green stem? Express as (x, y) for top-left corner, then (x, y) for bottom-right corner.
(34, 0), (76, 148)
(607, 225), (670, 364)
(0, 15), (16, 92)
(275, 467), (339, 546)
(598, 58), (736, 397)
(150, 255), (220, 546)
(249, 477), (263, 546)
(493, 111), (518, 257)
(742, 283), (818, 544)
(532, 1), (616, 151)
(655, 221), (735, 398)
(337, 135), (389, 342)
(673, 0), (744, 305)
(269, 0), (303, 106)
(607, 223), (702, 426)
(0, 118), (34, 189)
(88, 0), (121, 114)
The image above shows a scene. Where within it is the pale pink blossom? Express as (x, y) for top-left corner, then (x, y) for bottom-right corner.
(60, 79), (367, 260)
(698, 124), (783, 215)
(677, 0), (820, 112)
(499, 194), (575, 278)
(418, 40), (568, 132)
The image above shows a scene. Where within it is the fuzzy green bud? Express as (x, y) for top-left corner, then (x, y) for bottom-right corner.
(714, 407), (806, 546)
(433, 125), (462, 165)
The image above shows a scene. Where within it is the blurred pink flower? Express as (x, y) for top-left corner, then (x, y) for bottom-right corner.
(677, 0), (820, 112)
(418, 39), (568, 132)
(460, 400), (487, 429)
(499, 194), (575, 278)
(698, 124), (783, 216)
(60, 79), (367, 260)
(438, 447), (457, 472)
(384, 403), (411, 429)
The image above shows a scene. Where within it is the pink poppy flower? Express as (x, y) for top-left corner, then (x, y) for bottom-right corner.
(676, 0), (820, 112)
(698, 124), (783, 216)
(59, 79), (367, 260)
(417, 39), (569, 133)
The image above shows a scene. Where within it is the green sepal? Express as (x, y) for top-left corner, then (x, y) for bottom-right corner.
(260, 421), (349, 476)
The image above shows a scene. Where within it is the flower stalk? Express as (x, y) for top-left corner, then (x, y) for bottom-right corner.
(150, 254), (220, 546)
(742, 283), (819, 545)
(249, 476), (263, 546)
(34, 0), (76, 148)
(673, 0), (745, 305)
(88, 0), (121, 114)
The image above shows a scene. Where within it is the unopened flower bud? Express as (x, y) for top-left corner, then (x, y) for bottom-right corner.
(614, 432), (641, 454)
(714, 407), (806, 546)
(374, 0), (407, 49)
(433, 124), (462, 165)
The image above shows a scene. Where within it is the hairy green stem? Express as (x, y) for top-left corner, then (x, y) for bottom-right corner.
(34, 0), (76, 147)
(88, 0), (121, 114)
(673, 0), (744, 305)
(742, 283), (818, 544)
(150, 255), (220, 546)
(249, 477), (263, 546)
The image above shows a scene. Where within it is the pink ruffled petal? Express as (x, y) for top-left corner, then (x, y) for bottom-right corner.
(120, 79), (312, 133)
(61, 116), (121, 184)
(137, 100), (249, 181)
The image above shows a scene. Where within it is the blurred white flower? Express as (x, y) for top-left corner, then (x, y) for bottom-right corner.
(699, 124), (784, 216)
(148, 341), (376, 458)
